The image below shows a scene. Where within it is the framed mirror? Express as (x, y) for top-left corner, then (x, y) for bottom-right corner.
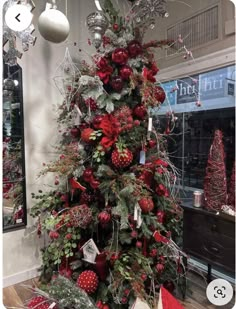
(3, 56), (27, 231)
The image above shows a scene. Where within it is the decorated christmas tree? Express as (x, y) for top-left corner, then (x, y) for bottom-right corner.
(204, 129), (227, 211)
(31, 1), (187, 308)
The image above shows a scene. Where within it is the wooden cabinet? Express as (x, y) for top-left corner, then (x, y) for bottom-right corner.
(182, 203), (235, 280)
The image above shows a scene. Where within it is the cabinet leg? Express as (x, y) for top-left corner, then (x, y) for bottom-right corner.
(207, 264), (212, 283)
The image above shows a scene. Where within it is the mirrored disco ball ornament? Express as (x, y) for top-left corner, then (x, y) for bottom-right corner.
(86, 11), (108, 49)
(38, 9), (70, 43)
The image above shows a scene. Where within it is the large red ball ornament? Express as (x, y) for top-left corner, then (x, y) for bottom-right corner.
(127, 40), (142, 57)
(154, 86), (166, 103)
(110, 76), (124, 92)
(138, 197), (154, 213)
(133, 104), (147, 120)
(77, 270), (98, 294)
(112, 48), (129, 65)
(120, 65), (133, 80)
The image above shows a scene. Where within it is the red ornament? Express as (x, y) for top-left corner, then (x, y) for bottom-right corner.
(127, 40), (142, 57)
(27, 296), (57, 309)
(148, 139), (157, 148)
(156, 184), (169, 197)
(77, 270), (98, 294)
(110, 76), (124, 92)
(93, 115), (104, 129)
(96, 57), (113, 84)
(113, 23), (119, 31)
(136, 241), (142, 248)
(156, 263), (165, 273)
(111, 148), (133, 168)
(163, 280), (175, 293)
(154, 86), (166, 103)
(133, 104), (147, 120)
(81, 128), (94, 143)
(82, 168), (94, 182)
(131, 230), (138, 238)
(102, 305), (110, 309)
(138, 197), (154, 213)
(98, 211), (111, 224)
(149, 248), (158, 257)
(120, 65), (133, 80)
(112, 48), (129, 65)
(70, 127), (79, 138)
(156, 210), (165, 223)
(141, 273), (147, 281)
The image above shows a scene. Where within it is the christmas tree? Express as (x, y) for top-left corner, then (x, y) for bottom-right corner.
(31, 1), (186, 308)
(228, 161), (235, 209)
(204, 130), (227, 211)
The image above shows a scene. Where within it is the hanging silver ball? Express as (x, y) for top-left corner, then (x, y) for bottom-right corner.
(86, 11), (108, 49)
(3, 78), (15, 91)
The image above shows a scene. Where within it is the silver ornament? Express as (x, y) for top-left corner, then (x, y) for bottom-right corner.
(86, 11), (108, 49)
(3, 78), (15, 91)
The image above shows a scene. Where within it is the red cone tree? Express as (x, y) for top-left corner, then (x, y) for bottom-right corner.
(228, 161), (235, 209)
(204, 130), (227, 211)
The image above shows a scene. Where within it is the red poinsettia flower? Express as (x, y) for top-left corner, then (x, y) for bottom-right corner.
(156, 184), (169, 197)
(99, 114), (120, 149)
(96, 57), (113, 84)
(153, 231), (169, 244)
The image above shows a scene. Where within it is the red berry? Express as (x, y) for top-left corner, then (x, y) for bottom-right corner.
(141, 273), (147, 281)
(126, 123), (133, 130)
(96, 300), (103, 308)
(138, 197), (154, 213)
(148, 139), (157, 148)
(136, 241), (142, 248)
(113, 23), (119, 31)
(134, 120), (140, 126)
(124, 289), (130, 296)
(65, 233), (72, 240)
(103, 305), (110, 309)
(93, 115), (104, 129)
(149, 248), (158, 257)
(127, 116), (133, 123)
(111, 148), (133, 168)
(121, 297), (127, 304)
(156, 263), (165, 272)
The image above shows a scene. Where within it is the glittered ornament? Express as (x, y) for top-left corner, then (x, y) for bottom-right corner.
(154, 86), (166, 103)
(98, 210), (111, 224)
(119, 65), (133, 80)
(110, 76), (124, 92)
(133, 104), (147, 120)
(156, 210), (165, 223)
(112, 48), (129, 65)
(139, 197), (154, 213)
(77, 270), (98, 294)
(86, 11), (108, 49)
(92, 114), (104, 129)
(38, 9), (70, 43)
(81, 128), (94, 143)
(68, 204), (93, 228)
(112, 148), (133, 168)
(127, 40), (142, 58)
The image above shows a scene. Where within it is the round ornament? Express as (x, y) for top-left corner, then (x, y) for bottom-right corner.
(68, 204), (93, 228)
(28, 296), (57, 309)
(77, 270), (98, 294)
(127, 40), (142, 57)
(110, 76), (124, 92)
(111, 148), (133, 168)
(133, 104), (147, 120)
(112, 48), (129, 65)
(98, 210), (111, 224)
(138, 197), (154, 213)
(38, 9), (70, 43)
(154, 86), (166, 103)
(120, 65), (133, 80)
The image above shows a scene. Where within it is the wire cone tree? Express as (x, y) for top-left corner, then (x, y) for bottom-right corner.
(228, 161), (235, 209)
(204, 130), (227, 211)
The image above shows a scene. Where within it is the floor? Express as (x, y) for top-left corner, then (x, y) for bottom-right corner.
(3, 273), (235, 309)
